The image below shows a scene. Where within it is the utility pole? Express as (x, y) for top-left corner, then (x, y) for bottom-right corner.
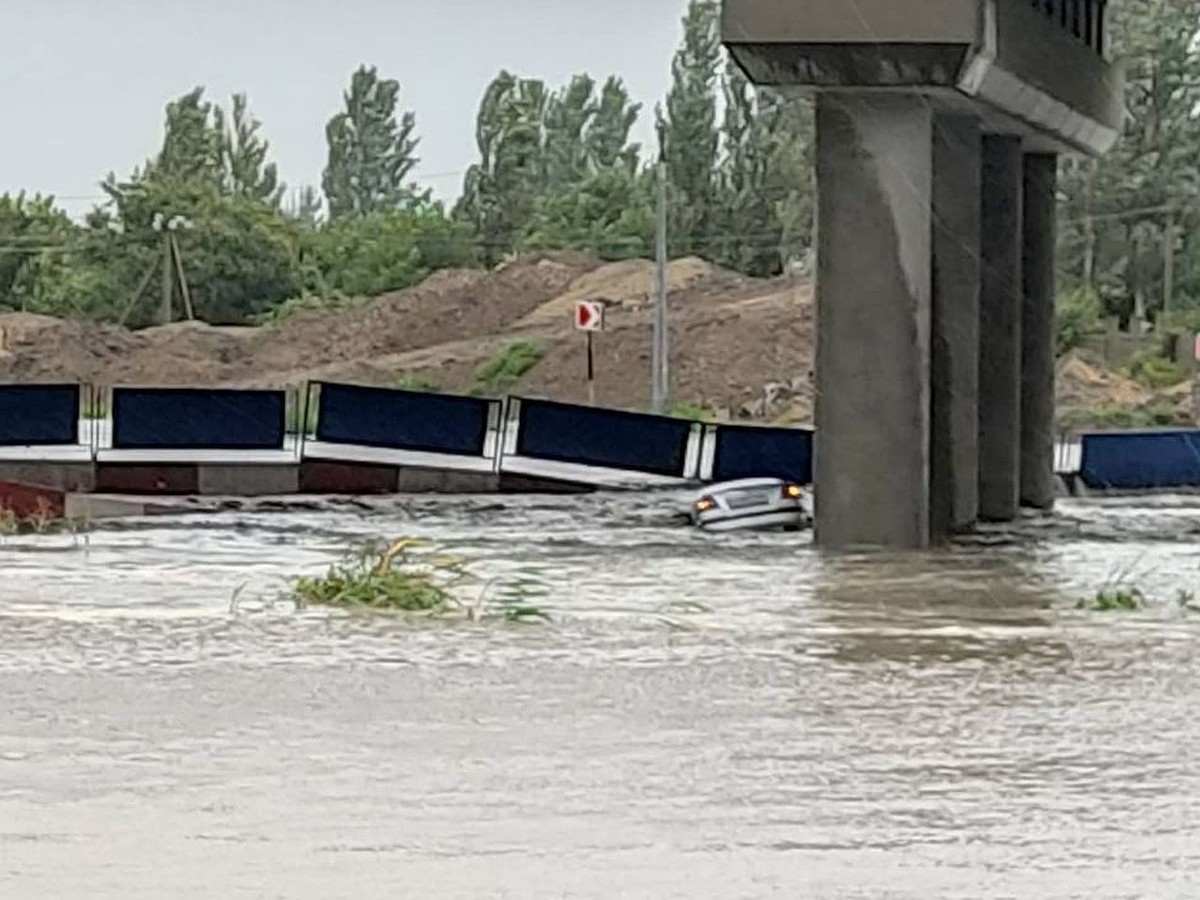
(160, 226), (174, 326)
(170, 233), (196, 321)
(652, 160), (668, 414)
(153, 212), (194, 325)
(1164, 213), (1177, 325)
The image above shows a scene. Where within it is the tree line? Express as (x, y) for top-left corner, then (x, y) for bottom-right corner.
(0, 0), (1193, 331)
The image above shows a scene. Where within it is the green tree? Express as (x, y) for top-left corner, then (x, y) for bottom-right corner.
(715, 61), (815, 277)
(322, 65), (421, 219)
(154, 87), (222, 187)
(458, 71), (647, 265)
(764, 92), (816, 273)
(586, 77), (642, 172)
(58, 87), (303, 325)
(543, 74), (597, 188)
(214, 93), (284, 206)
(0, 193), (76, 310)
(526, 166), (653, 259)
(657, 0), (721, 258)
(285, 186), (324, 226)
(308, 201), (475, 298)
(1059, 0), (1200, 322)
(456, 72), (549, 265)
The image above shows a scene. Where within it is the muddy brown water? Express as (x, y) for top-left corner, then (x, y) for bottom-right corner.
(2, 493), (1200, 898)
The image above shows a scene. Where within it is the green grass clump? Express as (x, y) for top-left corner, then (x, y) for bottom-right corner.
(394, 374), (440, 393)
(1122, 351), (1189, 390)
(470, 341), (543, 396)
(668, 402), (713, 422)
(1077, 587), (1145, 612)
(255, 293), (364, 325)
(82, 395), (109, 420)
(1060, 401), (1185, 431)
(293, 538), (549, 622)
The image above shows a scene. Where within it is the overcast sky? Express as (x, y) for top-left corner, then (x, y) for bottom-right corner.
(0, 0), (690, 216)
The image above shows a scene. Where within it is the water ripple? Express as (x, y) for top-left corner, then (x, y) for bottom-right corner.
(1, 494), (1199, 898)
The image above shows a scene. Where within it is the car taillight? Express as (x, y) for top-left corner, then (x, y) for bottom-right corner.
(782, 483), (803, 500)
(695, 496), (716, 513)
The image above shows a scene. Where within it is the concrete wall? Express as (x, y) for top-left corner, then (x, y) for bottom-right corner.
(197, 465), (301, 497)
(0, 462), (94, 492)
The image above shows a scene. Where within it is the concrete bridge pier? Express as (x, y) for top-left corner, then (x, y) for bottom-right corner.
(723, 0), (1122, 548)
(1020, 153), (1060, 511)
(931, 115), (982, 538)
(814, 94), (933, 549)
(977, 135), (1025, 522)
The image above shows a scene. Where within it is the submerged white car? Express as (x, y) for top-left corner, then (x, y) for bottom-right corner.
(689, 477), (813, 532)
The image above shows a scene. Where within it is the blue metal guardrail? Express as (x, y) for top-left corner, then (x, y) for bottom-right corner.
(111, 387), (287, 450)
(0, 383), (80, 446)
(706, 423), (814, 484)
(506, 397), (698, 480)
(313, 382), (495, 456)
(1079, 429), (1200, 490)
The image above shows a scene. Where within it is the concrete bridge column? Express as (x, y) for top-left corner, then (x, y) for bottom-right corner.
(978, 135), (1024, 522)
(930, 115), (981, 539)
(1020, 153), (1059, 510)
(814, 93), (932, 549)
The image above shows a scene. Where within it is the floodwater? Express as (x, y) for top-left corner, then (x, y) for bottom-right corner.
(3, 493), (1200, 899)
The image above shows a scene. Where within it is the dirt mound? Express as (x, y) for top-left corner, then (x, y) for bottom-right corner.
(1056, 352), (1151, 413)
(515, 256), (730, 328)
(252, 254), (600, 378)
(0, 313), (141, 383)
(515, 272), (813, 413)
(112, 321), (257, 385)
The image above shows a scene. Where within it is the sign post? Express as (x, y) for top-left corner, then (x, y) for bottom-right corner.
(574, 301), (604, 405)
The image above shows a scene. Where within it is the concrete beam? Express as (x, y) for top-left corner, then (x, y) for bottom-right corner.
(978, 135), (1024, 522)
(814, 94), (932, 549)
(1020, 153), (1059, 510)
(724, 0), (1122, 155)
(930, 115), (981, 539)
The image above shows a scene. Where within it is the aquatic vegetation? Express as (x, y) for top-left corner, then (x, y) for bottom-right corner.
(1076, 585), (1200, 613)
(1077, 587), (1145, 612)
(293, 537), (549, 622)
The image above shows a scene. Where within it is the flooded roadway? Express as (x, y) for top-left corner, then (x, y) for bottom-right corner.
(2, 493), (1200, 899)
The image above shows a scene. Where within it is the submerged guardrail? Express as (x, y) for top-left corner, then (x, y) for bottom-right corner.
(3, 380), (1200, 493)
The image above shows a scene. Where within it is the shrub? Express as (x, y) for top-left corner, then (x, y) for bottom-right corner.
(1057, 286), (1103, 356)
(293, 537), (549, 622)
(1060, 401), (1185, 431)
(471, 341), (543, 395)
(1122, 350), (1188, 390)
